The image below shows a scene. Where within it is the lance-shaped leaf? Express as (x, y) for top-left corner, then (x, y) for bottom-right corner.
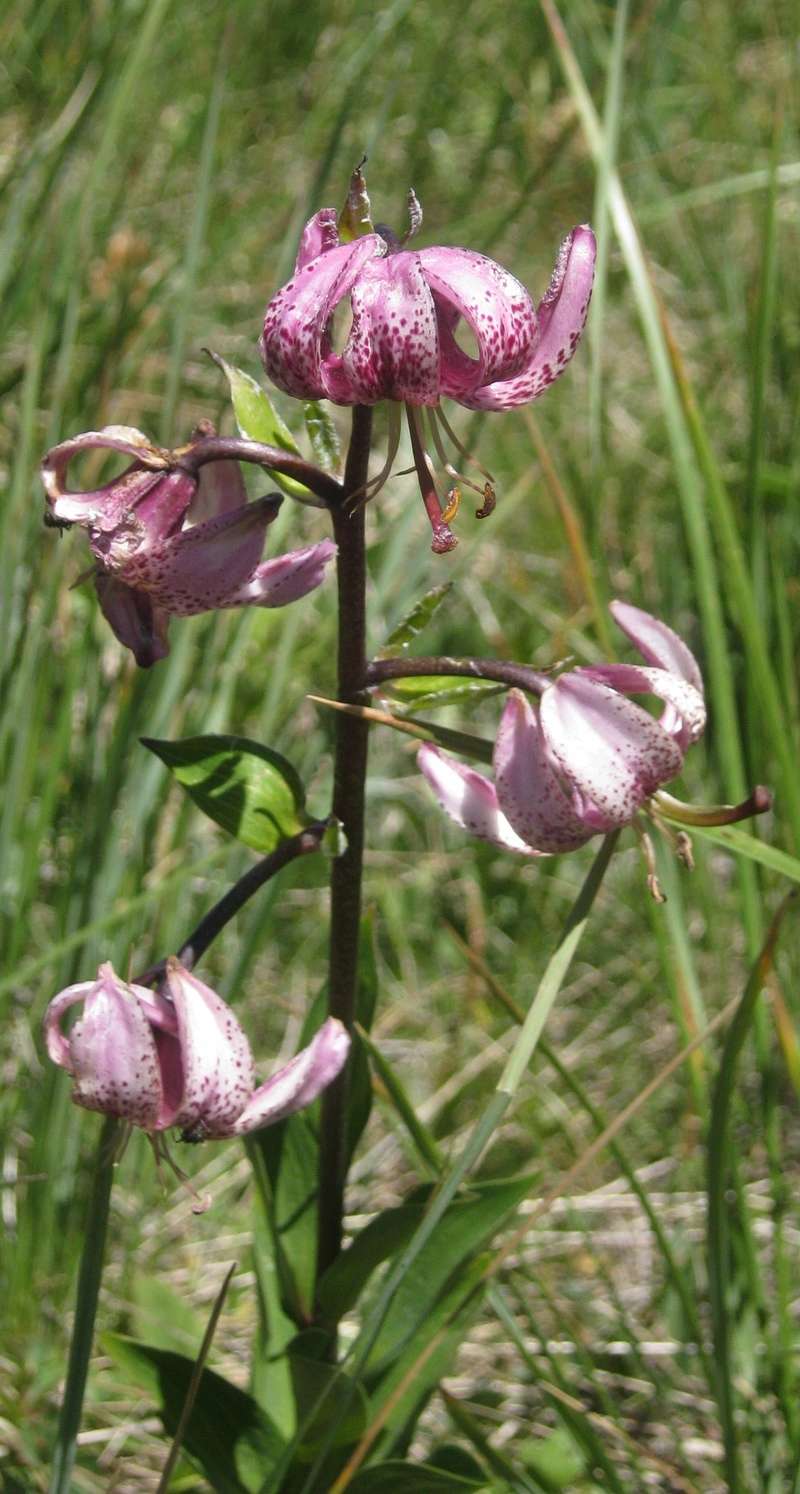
(141, 733), (309, 852)
(209, 352), (323, 506)
(376, 582), (454, 659)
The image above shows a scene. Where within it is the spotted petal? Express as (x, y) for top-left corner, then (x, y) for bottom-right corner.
(225, 537), (336, 608)
(94, 574), (171, 667)
(579, 663), (706, 751)
(418, 742), (537, 854)
(416, 247), (538, 398)
(163, 960), (255, 1136)
(294, 208), (340, 272)
(494, 691), (600, 852)
(44, 964), (167, 1128)
(227, 1017), (350, 1135)
(41, 427), (171, 527)
(540, 672), (684, 825)
(324, 255), (441, 405)
(461, 226), (596, 410)
(119, 495), (283, 614)
(609, 601), (703, 693)
(260, 235), (386, 399)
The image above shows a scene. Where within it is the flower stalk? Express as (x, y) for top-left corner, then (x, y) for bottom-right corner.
(316, 406), (373, 1302)
(48, 1115), (118, 1494)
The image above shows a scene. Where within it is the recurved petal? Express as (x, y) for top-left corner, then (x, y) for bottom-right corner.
(227, 1018), (350, 1135)
(224, 537), (336, 608)
(324, 255), (440, 405)
(294, 208), (340, 272)
(540, 672), (684, 825)
(43, 982), (98, 1070)
(94, 575), (171, 666)
(260, 235), (385, 399)
(163, 960), (255, 1135)
(461, 226), (596, 411)
(609, 601), (704, 693)
(41, 428), (170, 526)
(121, 495), (282, 614)
(580, 662), (706, 750)
(418, 743), (538, 854)
(494, 691), (598, 852)
(64, 963), (165, 1127)
(416, 246), (538, 397)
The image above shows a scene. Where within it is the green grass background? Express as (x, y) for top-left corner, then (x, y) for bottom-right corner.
(1, 0), (798, 1487)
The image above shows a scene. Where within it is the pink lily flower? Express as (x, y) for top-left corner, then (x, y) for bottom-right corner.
(418, 602), (707, 856)
(41, 425), (335, 665)
(43, 958), (350, 1140)
(261, 183), (595, 551)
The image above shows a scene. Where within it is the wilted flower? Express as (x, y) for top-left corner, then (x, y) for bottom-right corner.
(261, 171), (596, 551)
(418, 602), (709, 857)
(41, 425), (335, 665)
(43, 958), (349, 1140)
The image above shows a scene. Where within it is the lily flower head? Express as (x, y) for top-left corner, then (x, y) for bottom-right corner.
(418, 602), (769, 884)
(261, 168), (596, 552)
(43, 958), (350, 1142)
(41, 424), (335, 666)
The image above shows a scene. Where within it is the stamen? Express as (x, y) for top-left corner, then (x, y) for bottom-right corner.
(434, 404), (495, 484)
(426, 409), (487, 500)
(634, 821), (666, 903)
(648, 807), (695, 871)
(442, 487), (461, 524)
(346, 403), (403, 511)
(475, 483), (497, 520)
(149, 1132), (212, 1214)
(405, 404), (457, 554)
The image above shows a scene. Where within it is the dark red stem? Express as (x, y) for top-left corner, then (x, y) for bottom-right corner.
(316, 406), (373, 1300)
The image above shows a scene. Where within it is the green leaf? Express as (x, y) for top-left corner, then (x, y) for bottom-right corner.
(377, 583), (454, 659)
(369, 1255), (489, 1455)
(384, 676), (504, 714)
(209, 352), (322, 505)
(366, 1175), (532, 1373)
(248, 1111), (320, 1325)
(317, 1176), (532, 1355)
(289, 1352), (369, 1457)
(106, 1335), (284, 1493)
(303, 400), (341, 473)
(347, 1462), (486, 1491)
(690, 823), (800, 886)
(141, 734), (308, 853)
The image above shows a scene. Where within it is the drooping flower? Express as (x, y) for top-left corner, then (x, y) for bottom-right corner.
(418, 602), (708, 856)
(41, 426), (336, 665)
(43, 958), (350, 1140)
(261, 174), (596, 551)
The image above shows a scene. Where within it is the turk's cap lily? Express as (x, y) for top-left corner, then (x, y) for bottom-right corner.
(261, 201), (595, 412)
(261, 177), (594, 553)
(418, 602), (708, 857)
(43, 959), (350, 1140)
(42, 425), (335, 664)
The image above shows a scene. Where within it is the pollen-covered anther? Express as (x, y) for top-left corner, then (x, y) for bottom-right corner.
(475, 482), (497, 520)
(442, 487), (461, 524)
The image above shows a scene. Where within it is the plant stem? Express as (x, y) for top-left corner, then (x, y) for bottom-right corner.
(366, 654), (550, 695)
(178, 434), (344, 507)
(137, 824), (327, 986)
(316, 406), (373, 1297)
(49, 1115), (118, 1494)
